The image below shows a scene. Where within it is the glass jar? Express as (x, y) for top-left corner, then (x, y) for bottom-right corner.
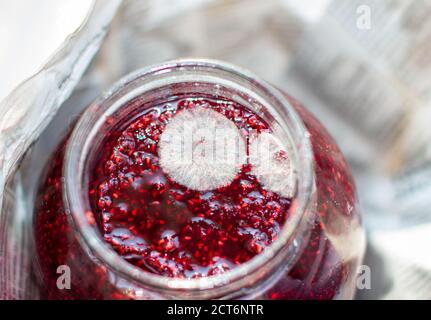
(33, 59), (365, 299)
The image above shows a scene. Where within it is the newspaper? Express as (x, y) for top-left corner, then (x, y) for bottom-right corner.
(286, 0), (431, 299)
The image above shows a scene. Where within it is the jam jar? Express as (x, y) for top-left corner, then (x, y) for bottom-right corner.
(33, 59), (365, 299)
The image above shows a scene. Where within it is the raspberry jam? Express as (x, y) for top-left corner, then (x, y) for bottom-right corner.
(89, 97), (291, 278)
(33, 60), (365, 299)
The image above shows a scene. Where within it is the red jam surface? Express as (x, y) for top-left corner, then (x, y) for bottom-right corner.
(89, 97), (291, 278)
(34, 93), (361, 300)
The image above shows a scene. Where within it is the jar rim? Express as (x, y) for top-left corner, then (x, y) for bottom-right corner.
(64, 58), (315, 298)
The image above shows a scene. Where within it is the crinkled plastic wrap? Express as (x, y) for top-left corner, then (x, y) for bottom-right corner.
(0, 0), (121, 299)
(1, 0), (430, 299)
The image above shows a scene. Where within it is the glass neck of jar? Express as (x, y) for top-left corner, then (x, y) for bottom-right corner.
(64, 59), (315, 299)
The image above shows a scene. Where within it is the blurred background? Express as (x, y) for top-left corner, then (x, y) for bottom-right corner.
(1, 0), (430, 299)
